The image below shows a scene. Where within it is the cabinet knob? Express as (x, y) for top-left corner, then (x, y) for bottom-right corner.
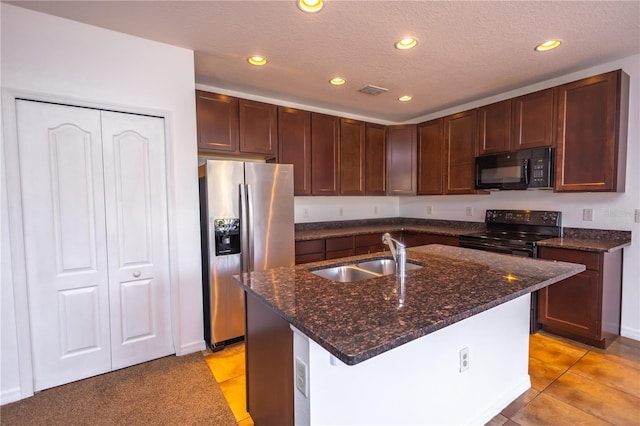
(133, 271), (141, 278)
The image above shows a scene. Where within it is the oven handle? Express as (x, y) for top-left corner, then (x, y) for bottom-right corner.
(460, 241), (533, 257)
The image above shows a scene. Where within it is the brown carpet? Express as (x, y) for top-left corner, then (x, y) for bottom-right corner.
(0, 352), (237, 426)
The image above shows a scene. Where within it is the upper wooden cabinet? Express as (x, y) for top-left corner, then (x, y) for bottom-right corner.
(387, 124), (417, 195)
(555, 70), (629, 192)
(365, 124), (387, 195)
(196, 90), (239, 153)
(278, 107), (311, 195)
(512, 88), (555, 150)
(340, 119), (366, 195)
(418, 119), (445, 195)
(195, 91), (277, 158)
(477, 99), (512, 155)
(239, 99), (278, 157)
(444, 110), (477, 194)
(311, 113), (341, 195)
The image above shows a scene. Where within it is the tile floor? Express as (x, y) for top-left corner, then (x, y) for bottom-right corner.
(205, 332), (640, 426)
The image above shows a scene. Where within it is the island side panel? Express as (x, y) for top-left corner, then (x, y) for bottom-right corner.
(296, 294), (531, 426)
(245, 291), (294, 425)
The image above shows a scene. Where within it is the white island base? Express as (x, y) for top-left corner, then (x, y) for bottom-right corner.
(292, 294), (532, 426)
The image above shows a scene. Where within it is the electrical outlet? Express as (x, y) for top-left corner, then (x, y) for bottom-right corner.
(303, 208), (309, 219)
(374, 205), (379, 214)
(635, 209), (640, 223)
(426, 206), (433, 215)
(295, 357), (309, 398)
(465, 207), (473, 217)
(583, 208), (594, 221)
(339, 207), (344, 217)
(459, 347), (470, 372)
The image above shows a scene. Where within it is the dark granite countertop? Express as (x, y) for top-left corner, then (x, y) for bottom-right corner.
(295, 219), (632, 253)
(233, 244), (585, 365)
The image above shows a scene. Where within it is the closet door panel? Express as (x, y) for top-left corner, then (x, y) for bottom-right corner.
(100, 111), (173, 369)
(16, 100), (111, 391)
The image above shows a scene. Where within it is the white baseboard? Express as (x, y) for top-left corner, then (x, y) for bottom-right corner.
(176, 339), (206, 356)
(1, 387), (26, 406)
(621, 325), (640, 342)
(472, 375), (532, 425)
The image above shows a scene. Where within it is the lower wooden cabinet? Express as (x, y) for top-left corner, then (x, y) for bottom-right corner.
(538, 246), (623, 348)
(354, 233), (387, 255)
(294, 239), (325, 264)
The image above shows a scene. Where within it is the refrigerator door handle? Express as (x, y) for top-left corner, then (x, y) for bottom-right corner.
(239, 183), (250, 274)
(246, 183), (255, 272)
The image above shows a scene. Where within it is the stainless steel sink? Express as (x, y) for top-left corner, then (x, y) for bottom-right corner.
(310, 265), (378, 282)
(310, 258), (423, 282)
(355, 259), (422, 275)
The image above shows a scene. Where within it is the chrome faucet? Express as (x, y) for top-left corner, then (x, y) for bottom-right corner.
(382, 233), (406, 277)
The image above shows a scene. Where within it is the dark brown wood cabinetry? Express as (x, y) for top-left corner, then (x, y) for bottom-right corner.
(555, 70), (629, 192)
(239, 99), (278, 156)
(417, 119), (445, 195)
(387, 125), (417, 195)
(325, 236), (355, 259)
(477, 99), (512, 155)
(294, 239), (325, 264)
(355, 233), (387, 255)
(340, 119), (366, 195)
(245, 291), (293, 426)
(196, 90), (239, 153)
(444, 110), (477, 194)
(311, 113), (341, 195)
(365, 124), (387, 195)
(278, 107), (312, 195)
(512, 88), (555, 150)
(538, 246), (623, 349)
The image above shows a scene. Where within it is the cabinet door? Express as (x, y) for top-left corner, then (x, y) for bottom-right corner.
(513, 88), (555, 150)
(444, 110), (477, 194)
(365, 123), (387, 195)
(195, 90), (238, 152)
(417, 119), (444, 195)
(387, 125), (417, 195)
(477, 99), (512, 155)
(278, 107), (312, 195)
(311, 113), (340, 195)
(555, 70), (629, 192)
(239, 99), (278, 157)
(538, 270), (601, 339)
(340, 119), (366, 195)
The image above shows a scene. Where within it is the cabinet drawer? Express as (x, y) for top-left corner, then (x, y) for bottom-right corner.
(326, 249), (354, 260)
(295, 253), (325, 264)
(539, 247), (600, 271)
(325, 236), (354, 251)
(295, 239), (325, 256)
(355, 233), (382, 247)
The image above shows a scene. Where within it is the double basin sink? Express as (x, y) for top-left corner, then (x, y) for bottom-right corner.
(310, 258), (423, 283)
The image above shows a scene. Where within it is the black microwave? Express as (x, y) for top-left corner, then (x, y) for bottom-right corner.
(475, 147), (554, 190)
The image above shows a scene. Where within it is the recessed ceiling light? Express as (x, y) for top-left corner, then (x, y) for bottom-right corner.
(247, 56), (267, 66)
(535, 40), (562, 52)
(395, 38), (418, 50)
(398, 95), (413, 102)
(329, 77), (346, 86)
(298, 0), (323, 13)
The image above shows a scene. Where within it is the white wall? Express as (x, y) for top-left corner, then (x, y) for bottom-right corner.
(1, 4), (204, 403)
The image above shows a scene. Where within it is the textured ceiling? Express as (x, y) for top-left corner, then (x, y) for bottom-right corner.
(6, 1), (640, 123)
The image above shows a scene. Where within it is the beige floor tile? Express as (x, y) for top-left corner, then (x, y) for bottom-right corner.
(511, 393), (610, 426)
(545, 371), (640, 425)
(570, 352), (640, 398)
(205, 342), (246, 383)
(237, 416), (255, 426)
(529, 333), (588, 369)
(218, 375), (251, 422)
(590, 338), (640, 371)
(500, 388), (540, 418)
(529, 356), (566, 391)
(485, 413), (509, 426)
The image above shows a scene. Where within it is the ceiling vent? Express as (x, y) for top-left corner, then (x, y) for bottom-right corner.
(358, 85), (388, 96)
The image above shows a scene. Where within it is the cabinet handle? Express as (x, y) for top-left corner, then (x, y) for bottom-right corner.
(133, 271), (141, 278)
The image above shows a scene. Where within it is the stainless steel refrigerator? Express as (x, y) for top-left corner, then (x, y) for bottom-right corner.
(199, 160), (294, 349)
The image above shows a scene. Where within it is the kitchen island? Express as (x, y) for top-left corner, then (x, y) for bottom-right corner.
(233, 245), (585, 425)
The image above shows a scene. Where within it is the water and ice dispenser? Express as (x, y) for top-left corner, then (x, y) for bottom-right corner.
(213, 218), (241, 255)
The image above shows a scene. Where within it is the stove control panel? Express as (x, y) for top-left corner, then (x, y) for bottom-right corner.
(485, 210), (561, 227)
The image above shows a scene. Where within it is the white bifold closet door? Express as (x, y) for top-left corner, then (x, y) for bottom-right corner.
(16, 100), (173, 392)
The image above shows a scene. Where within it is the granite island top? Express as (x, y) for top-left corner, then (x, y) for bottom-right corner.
(233, 245), (585, 365)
